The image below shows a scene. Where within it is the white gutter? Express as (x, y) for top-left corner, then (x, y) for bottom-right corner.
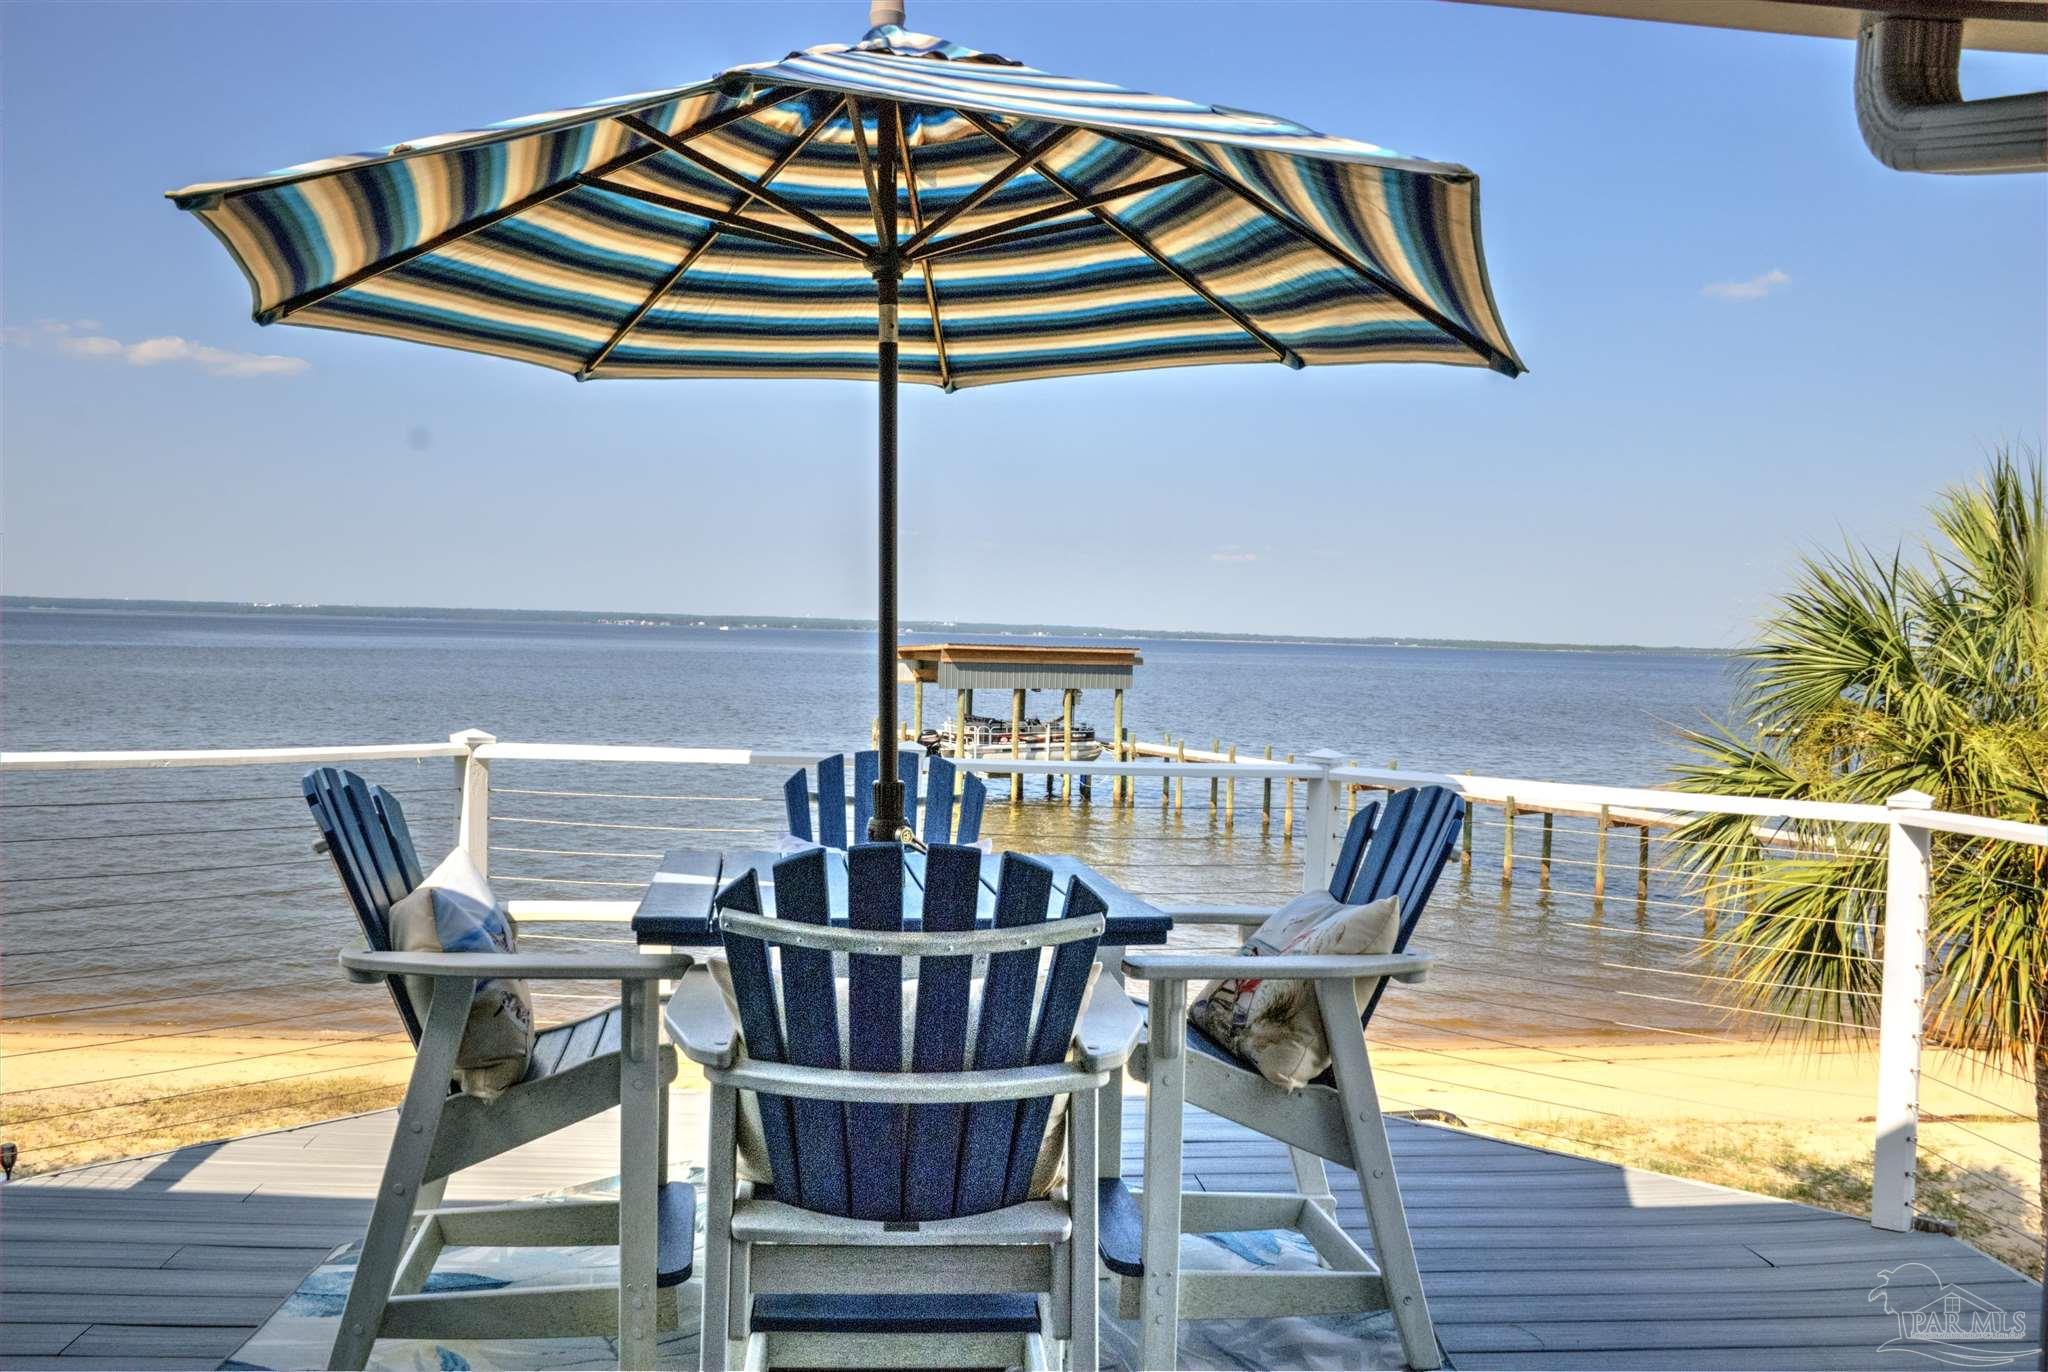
(1856, 14), (2048, 174)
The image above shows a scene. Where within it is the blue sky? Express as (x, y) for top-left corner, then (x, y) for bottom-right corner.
(1, 1), (2041, 647)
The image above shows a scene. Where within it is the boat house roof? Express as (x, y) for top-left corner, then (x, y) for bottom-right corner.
(897, 642), (1143, 692)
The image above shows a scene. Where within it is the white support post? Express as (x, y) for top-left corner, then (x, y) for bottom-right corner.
(449, 730), (496, 876)
(1299, 750), (1344, 895)
(1873, 788), (1935, 1232)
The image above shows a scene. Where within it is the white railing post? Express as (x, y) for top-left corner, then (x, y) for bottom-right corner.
(1299, 749), (1344, 895)
(450, 729), (497, 876)
(1873, 788), (1935, 1232)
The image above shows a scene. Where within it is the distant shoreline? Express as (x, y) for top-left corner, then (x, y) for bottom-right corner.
(0, 595), (1726, 657)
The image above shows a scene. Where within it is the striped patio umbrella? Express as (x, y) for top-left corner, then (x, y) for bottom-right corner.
(168, 2), (1524, 836)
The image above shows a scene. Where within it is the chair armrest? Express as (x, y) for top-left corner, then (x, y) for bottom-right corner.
(664, 965), (738, 1069)
(1072, 981), (1144, 1072)
(1119, 949), (1432, 985)
(1153, 905), (1277, 927)
(340, 949), (692, 983)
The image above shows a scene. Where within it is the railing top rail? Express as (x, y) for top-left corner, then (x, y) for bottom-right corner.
(2, 735), (2036, 849)
(472, 741), (821, 768)
(1903, 807), (2048, 847)
(1331, 763), (2048, 847)
(0, 741), (465, 772)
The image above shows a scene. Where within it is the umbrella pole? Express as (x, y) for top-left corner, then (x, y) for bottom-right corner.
(868, 105), (906, 840)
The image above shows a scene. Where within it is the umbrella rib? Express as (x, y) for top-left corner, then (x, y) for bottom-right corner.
(255, 86), (809, 325)
(615, 114), (870, 258)
(843, 97), (891, 247)
(896, 124), (1079, 260)
(952, 110), (1298, 369)
(910, 169), (1198, 263)
(182, 84), (803, 208)
(1094, 129), (1521, 375)
(895, 104), (951, 392)
(582, 179), (865, 260)
(581, 95), (841, 379)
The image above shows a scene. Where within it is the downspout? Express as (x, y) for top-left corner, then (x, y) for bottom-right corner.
(1855, 14), (2048, 174)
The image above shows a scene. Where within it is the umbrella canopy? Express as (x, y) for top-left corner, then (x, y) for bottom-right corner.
(168, 8), (1524, 833)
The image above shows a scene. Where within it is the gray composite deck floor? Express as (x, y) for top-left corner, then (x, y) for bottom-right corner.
(0, 1096), (2034, 1371)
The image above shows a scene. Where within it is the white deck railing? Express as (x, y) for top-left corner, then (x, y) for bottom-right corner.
(1, 728), (2036, 1240)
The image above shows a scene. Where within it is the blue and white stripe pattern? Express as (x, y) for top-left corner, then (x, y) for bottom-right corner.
(168, 25), (1523, 388)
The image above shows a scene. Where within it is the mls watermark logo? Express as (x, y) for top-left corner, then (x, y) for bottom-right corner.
(1869, 1263), (2035, 1367)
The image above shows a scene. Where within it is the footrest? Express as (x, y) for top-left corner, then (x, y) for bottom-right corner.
(657, 1180), (695, 1287)
(751, 1293), (1040, 1334)
(1098, 1177), (1143, 1277)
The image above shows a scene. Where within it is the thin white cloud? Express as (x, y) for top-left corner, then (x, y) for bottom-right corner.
(5, 318), (308, 378)
(1701, 268), (1791, 303)
(1209, 546), (1258, 564)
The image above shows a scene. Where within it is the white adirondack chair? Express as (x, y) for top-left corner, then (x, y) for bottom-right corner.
(670, 842), (1144, 1370)
(1111, 785), (1466, 1372)
(305, 767), (695, 1370)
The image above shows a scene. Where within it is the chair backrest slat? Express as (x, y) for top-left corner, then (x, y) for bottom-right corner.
(903, 845), (980, 1220)
(370, 789), (426, 889)
(954, 854), (1054, 1215)
(845, 844), (907, 1220)
(816, 752), (848, 850)
(713, 871), (803, 1203)
(1002, 878), (1105, 1206)
(897, 750), (920, 839)
(303, 766), (428, 1044)
(1327, 799), (1382, 901)
(852, 751), (880, 841)
(923, 755), (958, 847)
(955, 770), (987, 847)
(770, 849), (851, 1215)
(783, 770), (814, 844)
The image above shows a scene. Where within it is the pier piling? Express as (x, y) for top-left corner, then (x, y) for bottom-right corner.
(1541, 812), (1554, 887)
(1283, 754), (1295, 837)
(1112, 690), (1126, 805)
(1594, 804), (1610, 901)
(1502, 797), (1517, 881)
(1010, 689), (1025, 805)
(1637, 826), (1650, 907)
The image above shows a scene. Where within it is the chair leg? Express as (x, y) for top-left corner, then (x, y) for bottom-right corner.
(1068, 1085), (1100, 1372)
(1096, 956), (1127, 1187)
(701, 1083), (737, 1372)
(1137, 981), (1187, 1372)
(655, 1073), (671, 1187)
(618, 980), (661, 1370)
(1317, 981), (1440, 1372)
(327, 980), (467, 1371)
(388, 1174), (451, 1298)
(1289, 1147), (1337, 1216)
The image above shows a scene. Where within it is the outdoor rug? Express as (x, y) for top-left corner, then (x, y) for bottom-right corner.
(225, 1175), (1420, 1371)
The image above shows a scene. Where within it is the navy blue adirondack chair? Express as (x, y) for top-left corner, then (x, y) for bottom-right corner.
(665, 843), (1142, 1370)
(1113, 784), (1465, 1372)
(304, 767), (693, 1369)
(783, 749), (987, 847)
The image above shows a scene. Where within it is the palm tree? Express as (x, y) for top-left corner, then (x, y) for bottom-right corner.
(1668, 447), (2048, 1220)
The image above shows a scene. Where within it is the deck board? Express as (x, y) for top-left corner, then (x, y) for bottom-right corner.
(2, 1096), (2033, 1370)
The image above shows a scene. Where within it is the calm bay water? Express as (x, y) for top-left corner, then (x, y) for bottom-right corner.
(2, 609), (1740, 1043)
(1, 609), (1728, 778)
